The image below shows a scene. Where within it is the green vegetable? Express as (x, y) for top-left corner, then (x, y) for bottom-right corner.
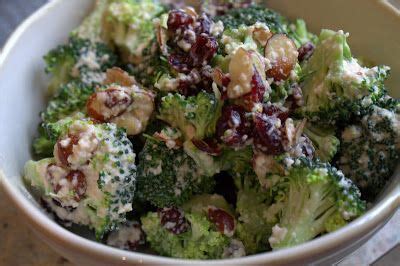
(102, 0), (164, 63)
(44, 36), (117, 95)
(298, 29), (390, 125)
(158, 90), (223, 140)
(337, 99), (400, 200)
(219, 145), (253, 177)
(41, 81), (94, 123)
(287, 19), (318, 47)
(215, 5), (288, 33)
(25, 120), (137, 239)
(269, 158), (365, 249)
(303, 125), (340, 162)
(141, 211), (231, 259)
(183, 140), (221, 177)
(136, 137), (215, 207)
(234, 173), (277, 254)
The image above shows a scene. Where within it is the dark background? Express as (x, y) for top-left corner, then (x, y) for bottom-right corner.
(0, 0), (46, 46)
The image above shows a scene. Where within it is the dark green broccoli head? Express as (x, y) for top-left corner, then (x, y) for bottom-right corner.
(44, 36), (118, 95)
(41, 81), (94, 123)
(215, 5), (288, 33)
(337, 101), (400, 200)
(158, 90), (223, 140)
(269, 158), (365, 249)
(136, 137), (215, 207)
(297, 29), (390, 126)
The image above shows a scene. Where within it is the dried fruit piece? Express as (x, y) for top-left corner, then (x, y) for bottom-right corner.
(55, 134), (80, 167)
(298, 42), (315, 62)
(87, 88), (133, 122)
(65, 170), (87, 201)
(192, 139), (221, 156)
(253, 113), (284, 155)
(207, 206), (235, 236)
(159, 207), (190, 235)
(189, 34), (218, 67)
(216, 105), (252, 147)
(265, 34), (298, 81)
(167, 10), (194, 31)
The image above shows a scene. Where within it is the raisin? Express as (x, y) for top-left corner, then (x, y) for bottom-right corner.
(56, 134), (80, 167)
(298, 42), (315, 62)
(159, 207), (190, 235)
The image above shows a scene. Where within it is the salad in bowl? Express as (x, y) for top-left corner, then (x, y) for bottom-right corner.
(23, 0), (400, 259)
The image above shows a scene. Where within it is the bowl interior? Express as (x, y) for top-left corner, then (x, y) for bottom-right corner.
(0, 0), (399, 264)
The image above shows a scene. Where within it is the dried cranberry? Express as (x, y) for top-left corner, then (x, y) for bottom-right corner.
(192, 139), (221, 156)
(263, 104), (289, 122)
(189, 34), (218, 67)
(194, 13), (212, 34)
(298, 42), (315, 62)
(168, 52), (192, 73)
(65, 170), (87, 201)
(250, 68), (266, 103)
(56, 134), (80, 167)
(207, 207), (235, 236)
(216, 105), (252, 147)
(159, 207), (190, 235)
(253, 113), (284, 155)
(167, 10), (194, 31)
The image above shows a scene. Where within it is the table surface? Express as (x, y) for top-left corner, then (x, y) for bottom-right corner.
(0, 1), (399, 265)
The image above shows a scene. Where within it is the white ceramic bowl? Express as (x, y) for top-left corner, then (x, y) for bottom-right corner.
(1, 0), (399, 265)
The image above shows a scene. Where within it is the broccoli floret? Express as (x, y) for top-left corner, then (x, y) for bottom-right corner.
(297, 29), (390, 125)
(183, 140), (221, 177)
(287, 19), (317, 47)
(215, 5), (288, 34)
(101, 0), (164, 64)
(33, 114), (84, 158)
(44, 36), (118, 95)
(41, 81), (94, 123)
(234, 173), (278, 254)
(268, 158), (365, 249)
(25, 120), (137, 239)
(136, 137), (215, 207)
(141, 211), (231, 259)
(158, 89), (223, 140)
(142, 195), (242, 259)
(303, 125), (340, 162)
(73, 0), (110, 42)
(219, 145), (253, 176)
(337, 100), (400, 200)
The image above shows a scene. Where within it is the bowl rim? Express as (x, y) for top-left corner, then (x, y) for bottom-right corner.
(0, 0), (399, 264)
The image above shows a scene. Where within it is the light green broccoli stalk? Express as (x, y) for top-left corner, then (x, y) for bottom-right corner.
(158, 89), (223, 140)
(234, 173), (280, 254)
(136, 137), (215, 207)
(303, 124), (340, 162)
(141, 194), (244, 259)
(337, 97), (400, 200)
(25, 119), (137, 239)
(268, 158), (366, 249)
(183, 140), (221, 177)
(219, 145), (253, 177)
(287, 19), (317, 47)
(298, 29), (390, 125)
(101, 0), (164, 64)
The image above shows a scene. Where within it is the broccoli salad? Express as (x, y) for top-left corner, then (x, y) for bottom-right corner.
(24, 0), (400, 259)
